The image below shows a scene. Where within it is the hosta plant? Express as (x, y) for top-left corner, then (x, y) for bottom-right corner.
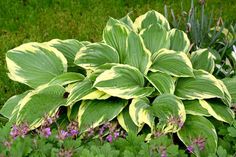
(1, 10), (236, 156)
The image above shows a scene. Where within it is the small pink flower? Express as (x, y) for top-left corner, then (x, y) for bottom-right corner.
(41, 127), (51, 138)
(106, 134), (113, 143)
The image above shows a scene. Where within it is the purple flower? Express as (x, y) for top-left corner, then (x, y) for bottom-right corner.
(10, 123), (29, 139)
(57, 130), (68, 140)
(69, 129), (79, 137)
(114, 131), (119, 139)
(187, 136), (206, 153)
(41, 127), (51, 138)
(187, 145), (194, 153)
(106, 134), (113, 143)
(10, 125), (19, 139)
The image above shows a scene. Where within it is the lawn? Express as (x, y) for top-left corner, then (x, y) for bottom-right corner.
(0, 0), (235, 107)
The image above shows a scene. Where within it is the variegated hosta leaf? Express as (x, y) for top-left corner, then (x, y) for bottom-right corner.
(67, 79), (109, 106)
(146, 72), (175, 94)
(190, 49), (215, 74)
(119, 14), (134, 30)
(47, 39), (84, 67)
(67, 102), (81, 121)
(0, 91), (30, 120)
(103, 18), (130, 63)
(200, 100), (235, 124)
(175, 70), (224, 100)
(124, 31), (152, 74)
(17, 85), (67, 129)
(134, 10), (170, 32)
(117, 107), (140, 133)
(6, 43), (67, 88)
(74, 43), (120, 70)
(140, 23), (170, 54)
(78, 98), (128, 131)
(218, 80), (232, 107)
(223, 77), (236, 103)
(129, 98), (154, 129)
(177, 115), (217, 157)
(168, 29), (190, 54)
(48, 72), (85, 86)
(183, 100), (210, 116)
(152, 94), (186, 133)
(94, 64), (154, 99)
(88, 63), (118, 81)
(150, 49), (194, 77)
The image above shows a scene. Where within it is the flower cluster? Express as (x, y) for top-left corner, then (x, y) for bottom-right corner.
(10, 122), (29, 139)
(168, 115), (184, 128)
(57, 121), (79, 140)
(187, 136), (206, 153)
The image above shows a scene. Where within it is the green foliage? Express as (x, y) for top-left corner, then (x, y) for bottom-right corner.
(0, 9), (235, 156)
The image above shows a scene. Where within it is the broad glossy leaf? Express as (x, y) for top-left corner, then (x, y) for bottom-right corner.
(146, 72), (175, 94)
(200, 100), (234, 124)
(67, 102), (81, 121)
(177, 115), (217, 157)
(0, 91), (29, 119)
(94, 64), (154, 99)
(67, 79), (108, 106)
(183, 100), (210, 116)
(134, 10), (170, 32)
(6, 43), (67, 88)
(223, 77), (236, 103)
(129, 98), (154, 129)
(218, 80), (232, 107)
(175, 70), (224, 100)
(119, 14), (134, 30)
(17, 85), (66, 129)
(152, 94), (186, 133)
(78, 98), (128, 131)
(190, 49), (215, 73)
(168, 29), (190, 53)
(47, 39), (84, 67)
(140, 23), (170, 54)
(150, 49), (194, 77)
(48, 72), (85, 86)
(103, 19), (130, 63)
(124, 31), (152, 74)
(74, 43), (119, 70)
(117, 107), (140, 133)
(88, 63), (118, 81)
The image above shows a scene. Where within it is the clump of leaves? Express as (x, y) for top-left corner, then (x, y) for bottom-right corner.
(165, 0), (236, 78)
(1, 10), (236, 156)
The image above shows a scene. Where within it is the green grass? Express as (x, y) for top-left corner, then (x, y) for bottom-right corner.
(0, 0), (235, 107)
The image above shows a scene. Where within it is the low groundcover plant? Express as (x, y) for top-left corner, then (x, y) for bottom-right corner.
(1, 10), (236, 156)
